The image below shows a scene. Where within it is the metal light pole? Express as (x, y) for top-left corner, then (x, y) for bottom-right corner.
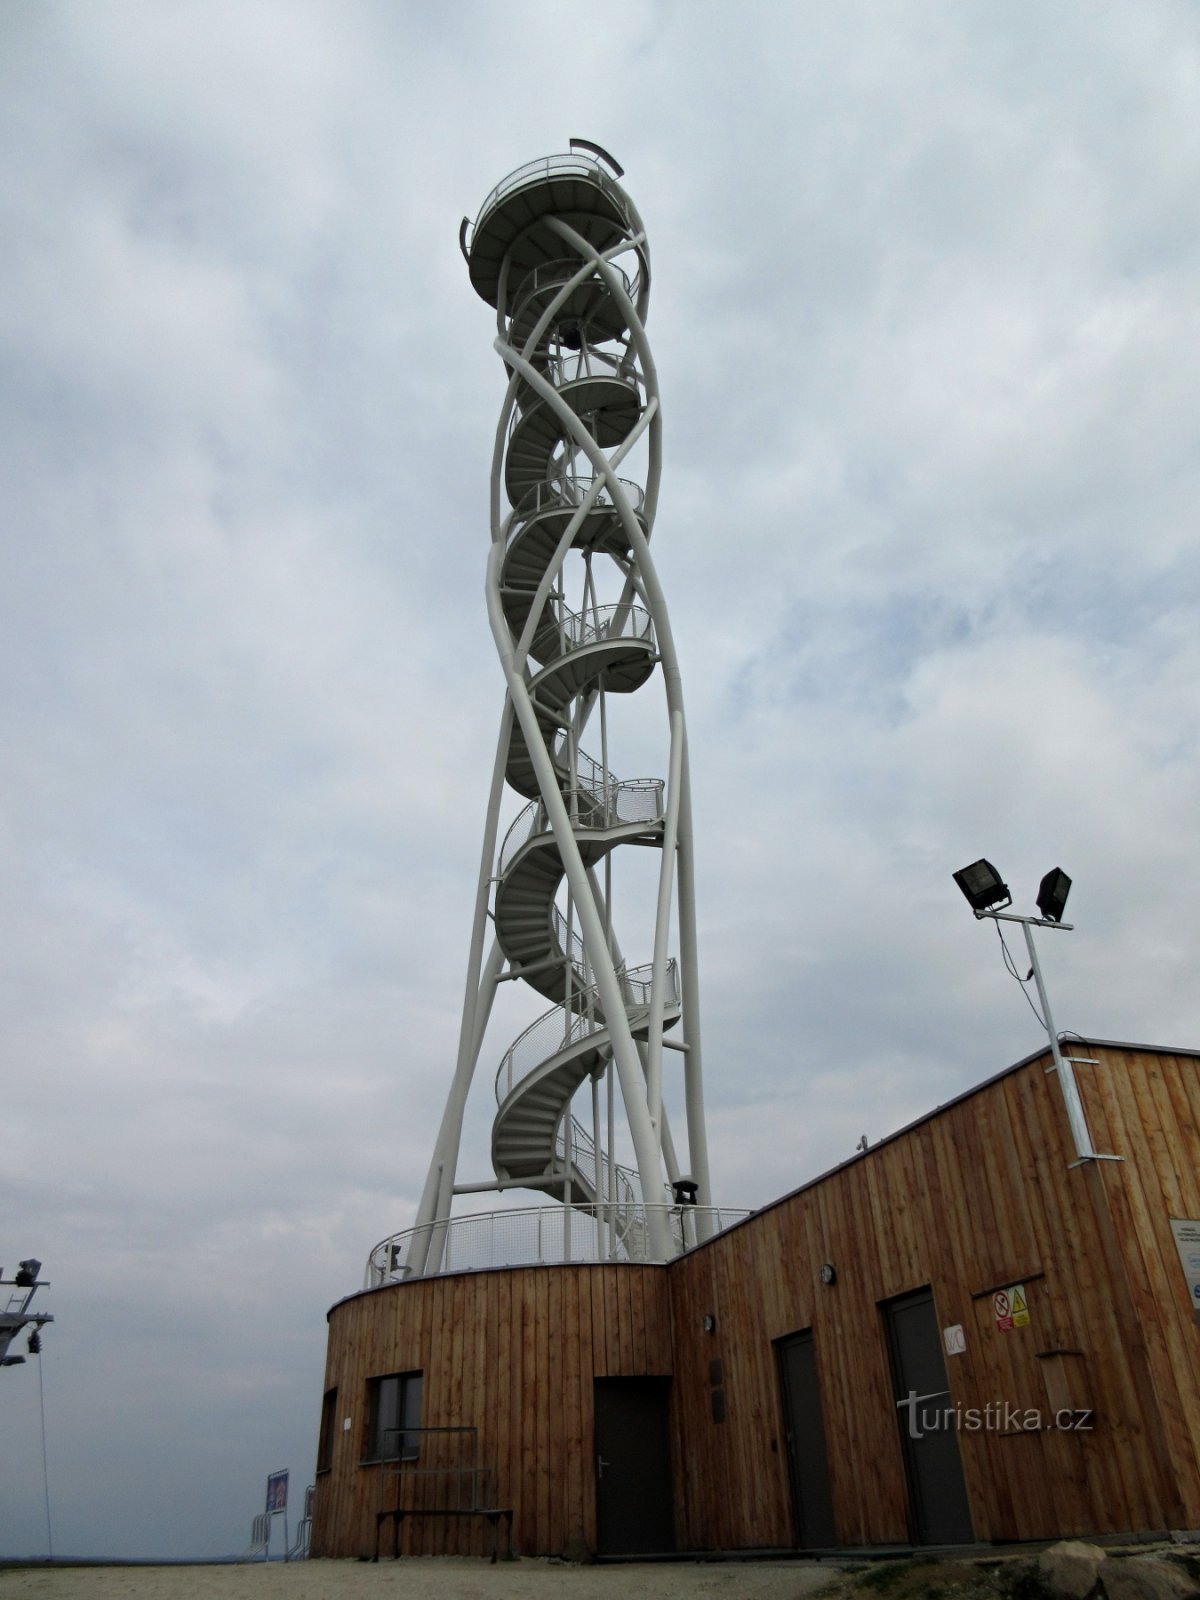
(953, 861), (1120, 1168)
(0, 1260), (53, 1368)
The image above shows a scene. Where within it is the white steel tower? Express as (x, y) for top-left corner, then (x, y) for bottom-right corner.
(401, 142), (712, 1278)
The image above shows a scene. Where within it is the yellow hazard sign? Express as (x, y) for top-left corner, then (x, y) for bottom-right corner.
(994, 1283), (1031, 1332)
(1011, 1285), (1030, 1327)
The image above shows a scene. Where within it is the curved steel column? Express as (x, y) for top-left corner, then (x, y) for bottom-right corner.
(409, 148), (710, 1273)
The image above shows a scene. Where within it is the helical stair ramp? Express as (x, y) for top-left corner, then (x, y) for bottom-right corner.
(398, 144), (714, 1281)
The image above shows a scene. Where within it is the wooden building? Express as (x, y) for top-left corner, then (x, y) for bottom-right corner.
(311, 1039), (1200, 1558)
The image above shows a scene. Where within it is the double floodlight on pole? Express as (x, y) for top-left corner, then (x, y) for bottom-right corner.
(953, 861), (1118, 1168)
(0, 1260), (53, 1368)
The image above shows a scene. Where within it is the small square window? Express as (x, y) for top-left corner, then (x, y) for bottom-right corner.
(365, 1371), (423, 1462)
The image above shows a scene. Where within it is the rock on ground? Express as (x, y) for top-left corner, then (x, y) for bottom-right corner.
(1099, 1554), (1200, 1600)
(1037, 1539), (1107, 1599)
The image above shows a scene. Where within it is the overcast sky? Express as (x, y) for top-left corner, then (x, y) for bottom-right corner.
(2, 0), (1198, 1561)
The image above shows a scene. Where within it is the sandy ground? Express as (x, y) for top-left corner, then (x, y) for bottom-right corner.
(0, 1560), (851, 1600)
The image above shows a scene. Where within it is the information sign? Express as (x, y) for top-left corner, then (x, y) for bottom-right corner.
(1170, 1218), (1200, 1326)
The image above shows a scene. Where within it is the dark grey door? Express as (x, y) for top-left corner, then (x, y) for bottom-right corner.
(776, 1329), (836, 1547)
(594, 1377), (675, 1555)
(884, 1288), (973, 1544)
(774, 1331), (838, 1542)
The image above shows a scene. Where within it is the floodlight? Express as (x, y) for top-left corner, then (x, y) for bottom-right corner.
(952, 859), (1012, 915)
(14, 1260), (40, 1288)
(1037, 867), (1072, 923)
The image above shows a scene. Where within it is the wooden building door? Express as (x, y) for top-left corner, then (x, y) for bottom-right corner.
(593, 1377), (675, 1555)
(884, 1288), (974, 1544)
(776, 1329), (836, 1547)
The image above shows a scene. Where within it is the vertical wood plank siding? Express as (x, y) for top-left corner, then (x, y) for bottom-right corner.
(311, 1264), (671, 1558)
(312, 1045), (1200, 1557)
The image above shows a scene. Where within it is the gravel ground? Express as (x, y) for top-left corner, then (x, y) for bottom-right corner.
(0, 1558), (852, 1600)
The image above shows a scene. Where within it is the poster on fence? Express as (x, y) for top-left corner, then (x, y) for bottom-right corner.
(266, 1470), (289, 1512)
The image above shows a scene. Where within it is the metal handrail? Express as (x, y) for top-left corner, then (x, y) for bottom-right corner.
(567, 744), (618, 793)
(531, 602), (654, 663)
(555, 1114), (644, 1212)
(499, 777), (664, 875)
(553, 1117), (670, 1257)
(513, 475), (645, 523)
(550, 904), (587, 972)
(509, 258), (634, 331)
(470, 153), (629, 243)
(505, 476), (645, 551)
(510, 358), (642, 421)
(494, 958), (678, 1104)
(366, 1201), (751, 1284)
(493, 993), (601, 1105)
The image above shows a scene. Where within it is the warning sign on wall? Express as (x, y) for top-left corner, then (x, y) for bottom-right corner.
(1170, 1218), (1200, 1326)
(993, 1284), (1030, 1332)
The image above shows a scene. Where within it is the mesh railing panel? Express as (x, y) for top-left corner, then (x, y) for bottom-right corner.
(563, 743), (617, 793)
(498, 798), (542, 873)
(555, 1115), (643, 1211)
(508, 475), (645, 538)
(366, 1203), (752, 1285)
(508, 260), (635, 343)
(550, 904), (587, 970)
(494, 989), (602, 1102)
(494, 958), (677, 1103)
(531, 602), (653, 662)
(511, 257), (632, 305)
(472, 154), (629, 238)
(512, 350), (643, 406)
(498, 779), (664, 873)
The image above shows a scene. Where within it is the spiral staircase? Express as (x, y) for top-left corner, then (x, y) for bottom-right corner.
(394, 144), (714, 1281)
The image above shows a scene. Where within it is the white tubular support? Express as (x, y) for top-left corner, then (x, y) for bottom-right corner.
(494, 333), (711, 1207)
(403, 150), (714, 1277)
(407, 699), (514, 1278)
(486, 545), (674, 1261)
(646, 708), (684, 1132)
(1019, 918), (1104, 1165)
(675, 748), (713, 1215)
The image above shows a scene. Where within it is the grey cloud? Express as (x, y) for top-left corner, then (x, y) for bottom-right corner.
(1, 0), (1197, 1559)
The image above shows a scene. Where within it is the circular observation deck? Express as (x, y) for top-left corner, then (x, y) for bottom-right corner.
(464, 152), (648, 311)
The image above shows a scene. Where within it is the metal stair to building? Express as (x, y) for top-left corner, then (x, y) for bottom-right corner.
(496, 797), (664, 1005)
(492, 967), (680, 1201)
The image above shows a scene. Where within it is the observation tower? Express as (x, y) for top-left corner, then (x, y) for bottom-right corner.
(376, 141), (715, 1281)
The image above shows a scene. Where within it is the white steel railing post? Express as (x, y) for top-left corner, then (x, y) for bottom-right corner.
(592, 1072), (603, 1214)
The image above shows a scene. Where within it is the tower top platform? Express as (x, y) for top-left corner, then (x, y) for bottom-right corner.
(462, 151), (644, 311)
